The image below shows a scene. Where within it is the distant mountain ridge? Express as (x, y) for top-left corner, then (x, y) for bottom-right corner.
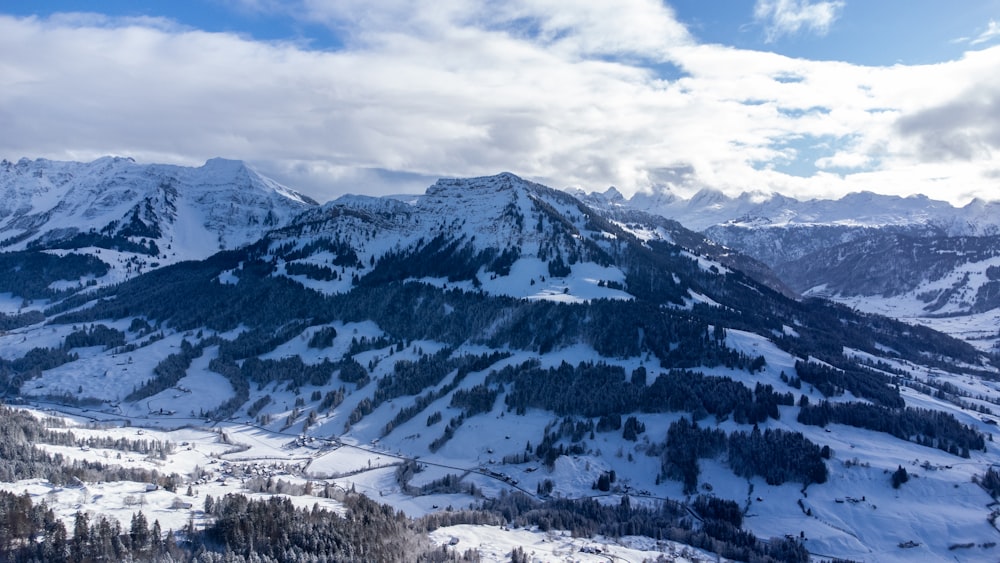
(0, 156), (316, 268)
(573, 184), (1000, 351)
(576, 184), (1000, 234)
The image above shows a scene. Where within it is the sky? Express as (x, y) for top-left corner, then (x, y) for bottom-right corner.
(2, 1), (1000, 205)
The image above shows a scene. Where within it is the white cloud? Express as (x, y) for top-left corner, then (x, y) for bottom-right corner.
(292, 0), (693, 59)
(970, 19), (1000, 46)
(753, 0), (845, 43)
(0, 6), (999, 206)
(815, 149), (872, 170)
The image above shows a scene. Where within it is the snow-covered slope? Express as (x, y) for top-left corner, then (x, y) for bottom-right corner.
(0, 156), (316, 276)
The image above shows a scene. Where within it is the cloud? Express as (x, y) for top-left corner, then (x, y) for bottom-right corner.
(970, 19), (1000, 46)
(0, 7), (999, 206)
(888, 48), (1000, 170)
(291, 0), (693, 59)
(896, 85), (1000, 161)
(815, 147), (873, 170)
(753, 0), (845, 43)
(0, 7), (690, 199)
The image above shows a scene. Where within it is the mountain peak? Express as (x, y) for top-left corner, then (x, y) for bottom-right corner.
(200, 156), (250, 174)
(0, 156), (317, 277)
(88, 155), (136, 167)
(688, 187), (730, 208)
(566, 186), (626, 209)
(427, 171), (533, 194)
(601, 186), (625, 202)
(195, 157), (255, 183)
(422, 173), (566, 217)
(628, 185), (680, 211)
(421, 173), (549, 222)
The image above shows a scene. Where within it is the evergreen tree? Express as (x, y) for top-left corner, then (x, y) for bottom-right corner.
(892, 465), (910, 489)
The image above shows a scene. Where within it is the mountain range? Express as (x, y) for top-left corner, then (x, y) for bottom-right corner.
(580, 184), (1000, 353)
(0, 156), (315, 284)
(1, 157), (1000, 562)
(577, 185), (1000, 234)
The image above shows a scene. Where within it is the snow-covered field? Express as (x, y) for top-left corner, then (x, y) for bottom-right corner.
(428, 525), (721, 563)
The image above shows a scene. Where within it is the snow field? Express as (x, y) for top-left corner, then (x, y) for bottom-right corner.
(429, 524), (723, 563)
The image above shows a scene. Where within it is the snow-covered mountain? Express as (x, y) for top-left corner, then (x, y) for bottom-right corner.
(594, 185), (1000, 234)
(0, 156), (317, 282)
(779, 230), (1000, 352)
(580, 185), (1000, 352)
(3, 171), (1000, 562)
(272, 172), (677, 303)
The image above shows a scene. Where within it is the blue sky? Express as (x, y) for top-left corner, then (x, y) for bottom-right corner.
(673, 0), (1000, 65)
(0, 1), (345, 49)
(7, 1), (997, 65)
(2, 1), (1000, 204)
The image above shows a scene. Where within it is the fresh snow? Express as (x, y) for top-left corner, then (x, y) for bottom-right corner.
(428, 524), (721, 562)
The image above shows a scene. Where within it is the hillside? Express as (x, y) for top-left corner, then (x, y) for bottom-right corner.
(2, 169), (1000, 562)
